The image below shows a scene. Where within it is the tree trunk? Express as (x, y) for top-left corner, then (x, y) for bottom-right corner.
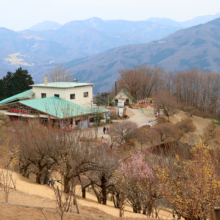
(133, 204), (138, 213)
(43, 169), (49, 184)
(64, 176), (70, 193)
(82, 187), (86, 198)
(143, 205), (147, 215)
(23, 165), (29, 178)
(112, 193), (120, 208)
(100, 175), (107, 205)
(147, 202), (153, 216)
(36, 168), (42, 184)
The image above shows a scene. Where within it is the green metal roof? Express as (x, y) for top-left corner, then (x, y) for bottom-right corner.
(121, 89), (133, 101)
(89, 106), (110, 114)
(19, 97), (109, 119)
(0, 89), (34, 106)
(31, 82), (94, 88)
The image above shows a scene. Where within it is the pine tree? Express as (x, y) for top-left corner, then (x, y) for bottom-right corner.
(0, 68), (34, 101)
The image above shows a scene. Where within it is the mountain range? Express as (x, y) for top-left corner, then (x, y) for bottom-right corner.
(146, 12), (220, 28)
(62, 18), (220, 92)
(28, 21), (62, 31)
(0, 13), (220, 90)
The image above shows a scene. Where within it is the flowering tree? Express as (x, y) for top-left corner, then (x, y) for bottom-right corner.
(157, 143), (220, 220)
(114, 152), (154, 215)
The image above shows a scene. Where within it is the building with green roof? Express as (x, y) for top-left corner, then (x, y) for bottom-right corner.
(0, 77), (109, 129)
(113, 89), (133, 106)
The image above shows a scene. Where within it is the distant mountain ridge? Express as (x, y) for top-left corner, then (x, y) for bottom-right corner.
(0, 13), (220, 85)
(28, 21), (62, 31)
(146, 12), (220, 28)
(60, 17), (220, 92)
(27, 12), (220, 31)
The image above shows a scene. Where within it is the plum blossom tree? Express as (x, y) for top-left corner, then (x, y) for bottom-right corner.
(114, 152), (154, 215)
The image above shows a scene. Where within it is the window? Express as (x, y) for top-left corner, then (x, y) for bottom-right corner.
(54, 94), (60, 98)
(84, 92), (88, 97)
(89, 117), (94, 122)
(41, 93), (46, 98)
(70, 94), (75, 99)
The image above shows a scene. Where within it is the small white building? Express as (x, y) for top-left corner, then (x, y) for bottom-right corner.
(113, 89), (133, 106)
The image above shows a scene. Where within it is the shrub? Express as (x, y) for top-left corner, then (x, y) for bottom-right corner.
(156, 116), (167, 124)
(181, 118), (192, 123)
(154, 123), (183, 142)
(175, 118), (196, 133)
(183, 106), (195, 113)
(200, 111), (213, 119)
(109, 111), (119, 119)
(190, 109), (201, 117)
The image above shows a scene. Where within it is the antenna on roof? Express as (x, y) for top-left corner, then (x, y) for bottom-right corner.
(73, 78), (80, 82)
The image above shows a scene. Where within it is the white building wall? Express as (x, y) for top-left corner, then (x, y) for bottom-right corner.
(33, 87), (67, 100)
(65, 86), (93, 108)
(32, 85), (93, 108)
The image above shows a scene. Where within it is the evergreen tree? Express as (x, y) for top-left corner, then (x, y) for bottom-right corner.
(0, 79), (4, 101)
(0, 68), (34, 101)
(2, 71), (13, 99)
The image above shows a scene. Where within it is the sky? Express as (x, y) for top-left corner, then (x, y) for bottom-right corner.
(0, 0), (220, 31)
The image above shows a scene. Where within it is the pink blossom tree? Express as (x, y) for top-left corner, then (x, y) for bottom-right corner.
(114, 152), (155, 215)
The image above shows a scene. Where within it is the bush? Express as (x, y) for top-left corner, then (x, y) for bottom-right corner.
(175, 118), (196, 133)
(154, 123), (183, 142)
(156, 116), (167, 124)
(183, 106), (214, 118)
(190, 109), (201, 117)
(200, 111), (213, 119)
(184, 106), (195, 112)
(181, 118), (193, 123)
(109, 111), (119, 119)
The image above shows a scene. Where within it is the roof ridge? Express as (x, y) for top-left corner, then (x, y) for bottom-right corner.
(0, 89), (34, 106)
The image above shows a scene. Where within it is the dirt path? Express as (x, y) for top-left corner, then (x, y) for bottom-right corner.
(126, 108), (155, 127)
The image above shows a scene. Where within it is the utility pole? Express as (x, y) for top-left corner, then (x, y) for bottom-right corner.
(115, 81), (117, 95)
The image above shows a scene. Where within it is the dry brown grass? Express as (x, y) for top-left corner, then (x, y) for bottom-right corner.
(0, 188), (150, 220)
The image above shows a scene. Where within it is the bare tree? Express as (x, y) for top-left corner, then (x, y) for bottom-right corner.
(0, 138), (18, 202)
(117, 65), (164, 100)
(86, 146), (121, 205)
(52, 185), (74, 220)
(108, 121), (138, 145)
(10, 121), (56, 184)
(154, 90), (179, 122)
(48, 65), (72, 82)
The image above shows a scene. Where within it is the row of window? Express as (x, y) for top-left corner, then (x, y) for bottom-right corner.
(41, 92), (89, 99)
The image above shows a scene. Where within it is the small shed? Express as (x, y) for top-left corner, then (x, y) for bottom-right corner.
(113, 89), (133, 106)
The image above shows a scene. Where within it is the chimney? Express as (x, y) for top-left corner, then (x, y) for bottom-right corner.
(44, 74), (48, 84)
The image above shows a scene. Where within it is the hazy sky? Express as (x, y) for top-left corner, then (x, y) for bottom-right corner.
(0, 0), (220, 31)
